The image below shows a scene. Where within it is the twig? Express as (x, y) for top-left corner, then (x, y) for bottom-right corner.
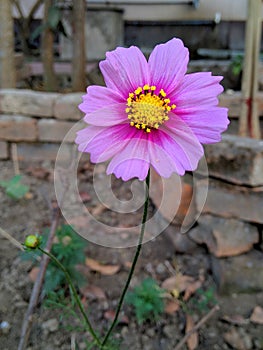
(71, 333), (76, 350)
(174, 305), (220, 350)
(164, 260), (177, 276)
(11, 143), (20, 175)
(17, 206), (61, 350)
(0, 227), (24, 251)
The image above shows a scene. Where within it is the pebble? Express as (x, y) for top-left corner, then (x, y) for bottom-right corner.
(163, 325), (176, 339)
(156, 263), (166, 274)
(41, 318), (59, 333)
(0, 321), (11, 334)
(121, 326), (129, 337)
(146, 328), (155, 337)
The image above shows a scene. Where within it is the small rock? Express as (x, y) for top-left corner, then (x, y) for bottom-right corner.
(223, 327), (246, 350)
(141, 334), (150, 344)
(211, 250), (263, 294)
(166, 225), (200, 254)
(0, 321), (11, 334)
(41, 318), (59, 333)
(156, 263), (166, 274)
(121, 326), (129, 337)
(250, 305), (263, 324)
(191, 215), (259, 257)
(146, 328), (155, 337)
(163, 325), (175, 339)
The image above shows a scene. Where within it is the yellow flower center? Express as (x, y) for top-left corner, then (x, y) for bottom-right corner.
(126, 85), (176, 133)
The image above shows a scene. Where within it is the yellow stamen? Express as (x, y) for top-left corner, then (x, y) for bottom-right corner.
(126, 85), (175, 133)
(159, 89), (166, 97)
(135, 87), (143, 95)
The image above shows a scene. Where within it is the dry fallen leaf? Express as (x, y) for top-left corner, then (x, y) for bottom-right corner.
(24, 192), (34, 200)
(79, 191), (91, 202)
(185, 314), (198, 350)
(80, 285), (106, 300)
(91, 204), (106, 216)
(29, 267), (40, 282)
(183, 280), (203, 301)
(250, 306), (263, 324)
(164, 300), (180, 315)
(221, 314), (249, 326)
(26, 166), (50, 179)
(85, 258), (120, 275)
(223, 328), (246, 350)
(104, 310), (129, 324)
(162, 274), (195, 293)
(68, 215), (90, 228)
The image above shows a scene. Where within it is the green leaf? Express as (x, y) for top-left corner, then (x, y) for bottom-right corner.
(30, 23), (47, 41)
(0, 174), (22, 188)
(0, 175), (29, 199)
(47, 5), (61, 30)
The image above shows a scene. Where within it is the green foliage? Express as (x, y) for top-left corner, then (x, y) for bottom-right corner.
(31, 5), (68, 41)
(195, 287), (217, 312)
(126, 278), (164, 324)
(230, 55), (243, 76)
(84, 338), (120, 350)
(0, 175), (29, 199)
(185, 286), (217, 315)
(45, 224), (88, 294)
(21, 224), (87, 294)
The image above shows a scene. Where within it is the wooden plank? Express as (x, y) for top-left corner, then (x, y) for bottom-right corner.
(250, 0), (262, 138)
(239, 0), (254, 136)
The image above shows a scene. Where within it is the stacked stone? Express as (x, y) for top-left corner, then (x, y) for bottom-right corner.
(191, 135), (263, 294)
(0, 89), (84, 160)
(150, 134), (263, 294)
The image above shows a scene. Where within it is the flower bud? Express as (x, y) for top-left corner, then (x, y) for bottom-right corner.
(24, 235), (41, 249)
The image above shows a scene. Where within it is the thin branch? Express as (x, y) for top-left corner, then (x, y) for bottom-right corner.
(174, 305), (220, 350)
(11, 143), (20, 175)
(28, 0), (44, 23)
(17, 206), (61, 350)
(12, 0), (25, 19)
(164, 260), (177, 276)
(0, 227), (24, 251)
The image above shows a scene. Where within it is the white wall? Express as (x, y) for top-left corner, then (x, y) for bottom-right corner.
(88, 0), (257, 21)
(13, 0), (259, 21)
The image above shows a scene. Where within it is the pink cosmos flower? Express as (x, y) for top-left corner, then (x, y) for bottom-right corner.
(76, 38), (229, 181)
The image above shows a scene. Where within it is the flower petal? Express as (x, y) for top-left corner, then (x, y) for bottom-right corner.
(149, 117), (204, 177)
(100, 46), (150, 98)
(170, 72), (223, 109)
(148, 38), (189, 94)
(76, 125), (136, 162)
(84, 103), (128, 127)
(108, 159), (150, 182)
(175, 107), (229, 144)
(107, 135), (150, 181)
(79, 86), (125, 116)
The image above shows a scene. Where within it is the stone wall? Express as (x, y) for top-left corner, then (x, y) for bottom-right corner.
(0, 88), (247, 162)
(151, 135), (263, 295)
(0, 89), (83, 161)
(193, 136), (263, 294)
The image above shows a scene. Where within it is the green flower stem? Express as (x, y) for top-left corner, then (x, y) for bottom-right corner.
(101, 170), (151, 348)
(37, 247), (101, 347)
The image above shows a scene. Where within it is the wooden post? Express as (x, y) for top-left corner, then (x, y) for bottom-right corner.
(240, 0), (262, 138)
(0, 0), (16, 88)
(251, 0), (262, 138)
